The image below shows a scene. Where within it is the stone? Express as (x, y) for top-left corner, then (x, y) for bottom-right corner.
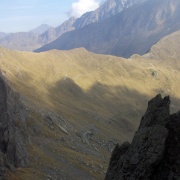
(105, 94), (180, 180)
(0, 76), (29, 178)
(151, 71), (158, 78)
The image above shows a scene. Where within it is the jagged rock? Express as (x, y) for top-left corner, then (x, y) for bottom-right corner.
(105, 94), (180, 180)
(138, 94), (170, 129)
(0, 76), (29, 178)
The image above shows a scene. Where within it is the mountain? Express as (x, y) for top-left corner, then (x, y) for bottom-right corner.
(39, 0), (145, 45)
(0, 18), (76, 51)
(105, 94), (180, 179)
(0, 32), (44, 51)
(39, 17), (76, 44)
(0, 0), (146, 52)
(0, 24), (52, 51)
(0, 32), (7, 39)
(0, 30), (180, 179)
(29, 24), (52, 35)
(146, 30), (180, 62)
(36, 0), (180, 58)
(32, 0), (144, 47)
(74, 0), (146, 29)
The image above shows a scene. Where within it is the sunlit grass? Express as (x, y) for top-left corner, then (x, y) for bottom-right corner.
(0, 46), (180, 179)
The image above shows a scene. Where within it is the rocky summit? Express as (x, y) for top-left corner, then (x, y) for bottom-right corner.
(105, 94), (180, 180)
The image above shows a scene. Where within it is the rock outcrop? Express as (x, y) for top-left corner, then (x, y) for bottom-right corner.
(0, 76), (28, 178)
(105, 94), (180, 180)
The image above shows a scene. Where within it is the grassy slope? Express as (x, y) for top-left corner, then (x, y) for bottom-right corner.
(0, 46), (179, 179)
(145, 30), (180, 69)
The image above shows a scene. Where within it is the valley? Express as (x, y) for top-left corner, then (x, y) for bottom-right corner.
(0, 30), (180, 179)
(0, 0), (180, 179)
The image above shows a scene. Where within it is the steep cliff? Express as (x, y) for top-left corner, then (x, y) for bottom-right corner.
(0, 76), (28, 179)
(105, 94), (180, 179)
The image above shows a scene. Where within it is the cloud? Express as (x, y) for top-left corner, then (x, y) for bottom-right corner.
(68, 0), (100, 18)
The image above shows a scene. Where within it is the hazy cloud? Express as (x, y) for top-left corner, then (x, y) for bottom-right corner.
(68, 0), (100, 18)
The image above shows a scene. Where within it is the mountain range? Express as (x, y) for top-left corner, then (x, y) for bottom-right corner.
(0, 29), (180, 179)
(2, 0), (180, 58)
(1, 0), (144, 52)
(36, 0), (180, 58)
(0, 0), (180, 179)
(37, 0), (139, 46)
(73, 0), (147, 29)
(37, 0), (144, 46)
(0, 32), (7, 39)
(29, 24), (52, 35)
(0, 24), (52, 51)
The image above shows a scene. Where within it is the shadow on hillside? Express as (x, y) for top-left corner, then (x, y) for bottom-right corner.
(11, 67), (180, 141)
(48, 77), (149, 111)
(47, 78), (148, 134)
(47, 77), (180, 141)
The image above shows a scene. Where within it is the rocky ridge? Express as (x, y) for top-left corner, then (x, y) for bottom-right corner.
(105, 94), (180, 179)
(0, 75), (28, 179)
(36, 0), (180, 58)
(38, 0), (133, 46)
(73, 0), (146, 29)
(29, 24), (52, 35)
(0, 0), (146, 52)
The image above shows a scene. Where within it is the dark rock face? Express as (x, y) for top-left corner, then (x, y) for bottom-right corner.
(0, 76), (28, 178)
(105, 94), (180, 180)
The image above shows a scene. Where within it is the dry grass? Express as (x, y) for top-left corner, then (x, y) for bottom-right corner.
(0, 46), (180, 179)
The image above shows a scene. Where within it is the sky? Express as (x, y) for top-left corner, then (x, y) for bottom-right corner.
(0, 0), (103, 33)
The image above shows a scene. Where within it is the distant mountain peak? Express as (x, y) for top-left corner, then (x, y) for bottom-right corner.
(0, 32), (7, 40)
(74, 0), (147, 29)
(35, 0), (180, 58)
(29, 24), (52, 35)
